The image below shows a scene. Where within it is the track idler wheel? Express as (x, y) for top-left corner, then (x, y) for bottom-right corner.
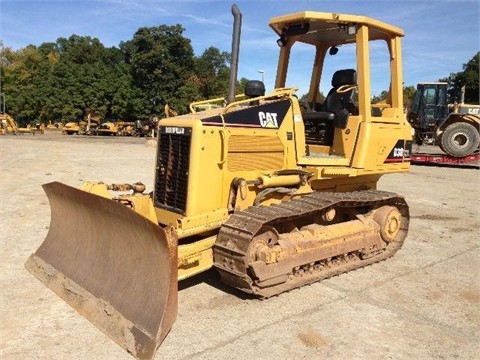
(373, 205), (403, 243)
(246, 226), (279, 264)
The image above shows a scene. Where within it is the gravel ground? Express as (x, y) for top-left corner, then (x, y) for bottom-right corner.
(1, 131), (479, 360)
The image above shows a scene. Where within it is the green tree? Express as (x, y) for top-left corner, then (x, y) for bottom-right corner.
(194, 46), (230, 99)
(52, 35), (127, 120)
(1, 35), (136, 122)
(1, 44), (48, 121)
(1, 24), (245, 121)
(371, 90), (388, 104)
(439, 52), (479, 104)
(126, 24), (196, 115)
(403, 85), (416, 111)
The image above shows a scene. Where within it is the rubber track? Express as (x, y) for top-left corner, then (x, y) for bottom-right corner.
(213, 190), (409, 298)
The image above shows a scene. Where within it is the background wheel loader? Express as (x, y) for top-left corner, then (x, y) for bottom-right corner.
(26, 5), (412, 360)
(408, 82), (480, 157)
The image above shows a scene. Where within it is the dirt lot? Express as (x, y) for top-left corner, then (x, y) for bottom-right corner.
(1, 132), (479, 360)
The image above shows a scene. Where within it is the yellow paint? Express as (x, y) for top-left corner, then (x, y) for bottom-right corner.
(79, 11), (412, 281)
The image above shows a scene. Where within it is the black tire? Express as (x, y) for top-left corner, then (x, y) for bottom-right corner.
(440, 122), (480, 157)
(438, 138), (446, 154)
(414, 132), (424, 145)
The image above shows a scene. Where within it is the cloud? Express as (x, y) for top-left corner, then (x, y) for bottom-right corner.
(1, 0), (478, 95)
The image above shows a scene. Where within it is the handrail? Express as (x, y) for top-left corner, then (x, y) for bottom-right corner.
(217, 128), (227, 166)
(336, 84), (357, 94)
(189, 96), (225, 113)
(188, 87), (298, 115)
(224, 87), (298, 113)
(189, 94), (249, 113)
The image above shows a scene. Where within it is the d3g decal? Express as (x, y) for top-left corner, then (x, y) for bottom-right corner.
(384, 140), (412, 163)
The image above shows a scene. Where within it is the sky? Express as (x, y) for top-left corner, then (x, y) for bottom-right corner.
(0, 0), (479, 96)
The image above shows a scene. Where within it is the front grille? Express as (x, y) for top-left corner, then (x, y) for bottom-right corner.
(154, 127), (192, 214)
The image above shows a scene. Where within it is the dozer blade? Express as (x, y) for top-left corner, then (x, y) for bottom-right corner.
(25, 181), (178, 360)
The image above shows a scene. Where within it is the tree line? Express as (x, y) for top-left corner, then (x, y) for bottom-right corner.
(439, 52), (479, 104)
(1, 23), (478, 125)
(1, 24), (247, 124)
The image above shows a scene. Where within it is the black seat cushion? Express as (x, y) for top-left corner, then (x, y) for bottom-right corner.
(321, 69), (357, 115)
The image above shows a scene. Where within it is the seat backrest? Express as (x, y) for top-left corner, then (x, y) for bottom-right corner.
(321, 69), (357, 114)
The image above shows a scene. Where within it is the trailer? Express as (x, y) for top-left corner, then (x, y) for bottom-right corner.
(411, 152), (479, 167)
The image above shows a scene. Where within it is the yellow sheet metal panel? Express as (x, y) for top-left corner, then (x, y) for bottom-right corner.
(228, 134), (284, 152)
(188, 125), (225, 215)
(228, 152), (284, 172)
(177, 235), (216, 280)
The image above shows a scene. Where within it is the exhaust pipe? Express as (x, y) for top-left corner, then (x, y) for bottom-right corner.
(460, 85), (465, 104)
(227, 4), (242, 104)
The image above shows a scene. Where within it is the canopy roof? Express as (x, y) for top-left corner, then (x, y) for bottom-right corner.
(269, 11), (404, 45)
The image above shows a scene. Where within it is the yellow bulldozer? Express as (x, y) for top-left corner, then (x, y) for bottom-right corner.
(0, 112), (44, 135)
(26, 5), (412, 360)
(62, 112), (101, 135)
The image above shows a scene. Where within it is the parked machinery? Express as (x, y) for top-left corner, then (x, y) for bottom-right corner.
(408, 82), (480, 157)
(134, 118), (158, 137)
(0, 112), (44, 135)
(61, 121), (83, 135)
(26, 6), (412, 359)
(94, 121), (121, 135)
(62, 116), (100, 135)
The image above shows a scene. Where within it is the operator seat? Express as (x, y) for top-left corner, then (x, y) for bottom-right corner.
(301, 69), (357, 145)
(321, 69), (358, 128)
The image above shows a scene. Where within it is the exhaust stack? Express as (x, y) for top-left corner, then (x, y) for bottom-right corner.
(227, 4), (242, 104)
